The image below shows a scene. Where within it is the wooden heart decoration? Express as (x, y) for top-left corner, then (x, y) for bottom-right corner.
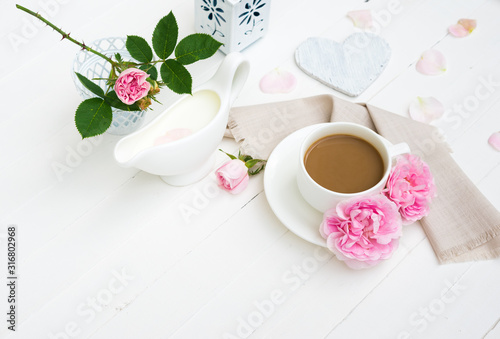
(295, 33), (391, 97)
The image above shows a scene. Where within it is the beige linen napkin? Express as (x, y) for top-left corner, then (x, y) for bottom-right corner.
(225, 94), (500, 264)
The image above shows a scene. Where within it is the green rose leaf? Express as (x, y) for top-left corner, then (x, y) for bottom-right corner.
(114, 53), (123, 63)
(248, 162), (266, 176)
(152, 12), (178, 59)
(175, 33), (223, 65)
(75, 98), (113, 139)
(126, 35), (153, 63)
(219, 149), (237, 160)
(245, 159), (262, 169)
(75, 72), (104, 98)
(104, 91), (142, 111)
(160, 59), (192, 95)
(139, 64), (158, 81)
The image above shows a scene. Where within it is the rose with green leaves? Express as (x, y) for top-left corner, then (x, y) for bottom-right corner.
(216, 149), (267, 194)
(16, 5), (222, 139)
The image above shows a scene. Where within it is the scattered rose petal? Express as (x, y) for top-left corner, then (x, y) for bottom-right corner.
(409, 96), (445, 123)
(259, 68), (297, 94)
(488, 132), (500, 151)
(154, 128), (192, 146)
(347, 10), (373, 29)
(416, 50), (447, 75)
(449, 19), (477, 37)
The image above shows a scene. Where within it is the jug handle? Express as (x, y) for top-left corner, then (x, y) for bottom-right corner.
(210, 52), (250, 106)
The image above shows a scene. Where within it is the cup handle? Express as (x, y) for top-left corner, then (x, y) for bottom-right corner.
(389, 142), (411, 158)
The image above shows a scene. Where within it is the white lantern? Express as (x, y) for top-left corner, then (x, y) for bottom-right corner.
(194, 0), (271, 54)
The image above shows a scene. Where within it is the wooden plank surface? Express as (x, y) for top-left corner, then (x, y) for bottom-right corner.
(1, 0), (499, 338)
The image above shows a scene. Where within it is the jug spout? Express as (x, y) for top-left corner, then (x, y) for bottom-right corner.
(113, 53), (250, 186)
(206, 52), (250, 107)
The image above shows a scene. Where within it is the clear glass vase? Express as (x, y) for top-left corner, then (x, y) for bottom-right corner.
(72, 37), (146, 135)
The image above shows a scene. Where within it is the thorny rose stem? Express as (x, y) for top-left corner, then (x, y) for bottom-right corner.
(16, 4), (118, 67)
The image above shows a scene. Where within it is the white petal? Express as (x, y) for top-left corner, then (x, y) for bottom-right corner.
(409, 96), (445, 124)
(416, 50), (447, 75)
(259, 68), (297, 94)
(347, 10), (373, 30)
(449, 19), (477, 37)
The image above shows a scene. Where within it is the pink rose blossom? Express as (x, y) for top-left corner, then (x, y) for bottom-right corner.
(320, 195), (402, 269)
(383, 154), (436, 224)
(114, 68), (151, 105)
(215, 159), (249, 194)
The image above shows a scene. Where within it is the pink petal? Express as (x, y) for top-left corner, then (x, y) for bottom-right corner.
(416, 50), (447, 75)
(408, 96), (445, 124)
(154, 128), (192, 146)
(347, 10), (373, 29)
(449, 24), (469, 37)
(459, 19), (477, 31)
(259, 68), (297, 94)
(449, 19), (477, 37)
(488, 132), (500, 151)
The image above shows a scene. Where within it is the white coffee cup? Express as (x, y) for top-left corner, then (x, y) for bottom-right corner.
(296, 122), (411, 213)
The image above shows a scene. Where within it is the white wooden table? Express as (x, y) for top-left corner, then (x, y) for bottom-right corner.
(1, 0), (500, 338)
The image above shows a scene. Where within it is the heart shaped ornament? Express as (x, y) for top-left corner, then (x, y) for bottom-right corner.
(295, 33), (391, 97)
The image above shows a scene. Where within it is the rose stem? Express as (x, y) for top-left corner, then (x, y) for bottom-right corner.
(15, 4), (118, 67)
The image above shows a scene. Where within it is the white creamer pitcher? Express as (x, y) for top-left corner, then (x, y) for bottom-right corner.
(113, 53), (250, 186)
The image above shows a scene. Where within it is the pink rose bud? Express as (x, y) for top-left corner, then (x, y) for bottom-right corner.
(215, 159), (249, 194)
(149, 80), (160, 95)
(114, 68), (151, 105)
(137, 96), (152, 111)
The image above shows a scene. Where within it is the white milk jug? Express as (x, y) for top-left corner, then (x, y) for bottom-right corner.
(113, 53), (250, 186)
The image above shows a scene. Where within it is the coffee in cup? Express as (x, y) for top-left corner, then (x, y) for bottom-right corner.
(304, 134), (385, 194)
(297, 123), (411, 212)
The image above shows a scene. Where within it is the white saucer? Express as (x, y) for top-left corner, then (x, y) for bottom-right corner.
(264, 124), (328, 247)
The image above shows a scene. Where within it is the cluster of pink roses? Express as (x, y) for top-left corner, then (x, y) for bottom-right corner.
(320, 154), (436, 269)
(114, 68), (159, 110)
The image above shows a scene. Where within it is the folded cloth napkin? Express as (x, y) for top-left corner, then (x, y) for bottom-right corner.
(225, 94), (500, 264)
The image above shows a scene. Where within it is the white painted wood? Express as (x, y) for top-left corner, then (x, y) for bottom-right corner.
(1, 0), (499, 338)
